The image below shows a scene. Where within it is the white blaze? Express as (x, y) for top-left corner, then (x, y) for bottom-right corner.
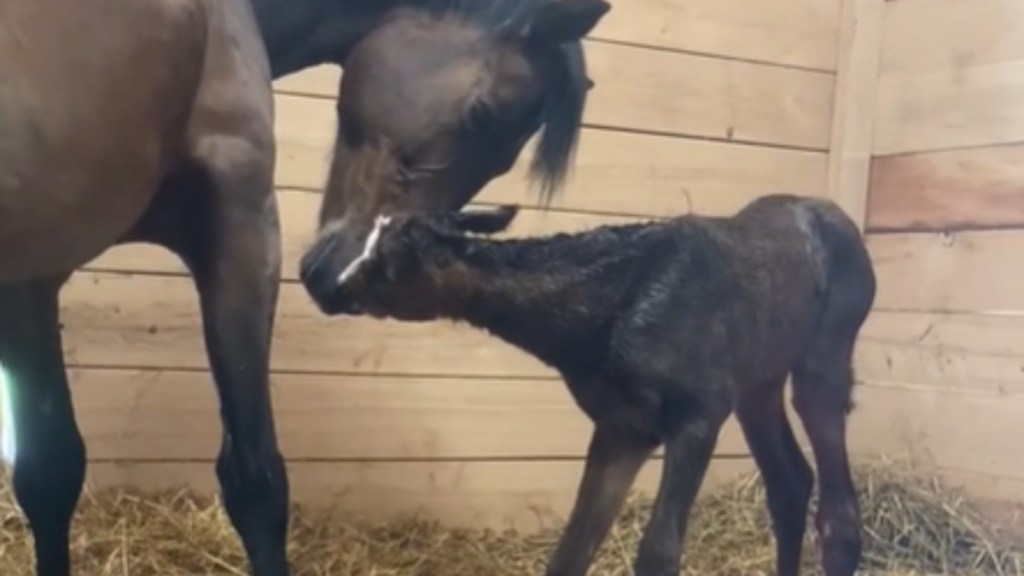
(336, 215), (392, 286)
(0, 364), (15, 466)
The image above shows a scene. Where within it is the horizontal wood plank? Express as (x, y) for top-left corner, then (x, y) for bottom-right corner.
(847, 382), (1024, 485)
(84, 190), (638, 279)
(590, 0), (838, 71)
(867, 144), (1024, 232)
(874, 59), (1024, 155)
(274, 93), (829, 216)
(273, 40), (835, 149)
(880, 0), (1024, 76)
(66, 368), (751, 460)
(856, 310), (1024, 396)
(86, 458), (755, 530)
(867, 230), (1024, 313)
(60, 271), (553, 378)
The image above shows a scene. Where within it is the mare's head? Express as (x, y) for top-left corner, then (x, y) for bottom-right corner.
(328, 205), (520, 318)
(299, 0), (610, 313)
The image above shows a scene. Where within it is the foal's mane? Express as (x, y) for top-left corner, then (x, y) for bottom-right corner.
(408, 0), (591, 204)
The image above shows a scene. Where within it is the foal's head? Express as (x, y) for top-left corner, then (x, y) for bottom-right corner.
(299, 0), (609, 314)
(329, 205), (520, 319)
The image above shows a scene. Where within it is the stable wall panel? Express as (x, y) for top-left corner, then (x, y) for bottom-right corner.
(867, 144), (1024, 232)
(274, 39), (835, 150)
(273, 94), (829, 217)
(856, 310), (1024, 396)
(60, 271), (552, 379)
(847, 382), (1024, 486)
(867, 230), (1024, 313)
(591, 0), (838, 71)
(84, 190), (638, 280)
(874, 59), (1024, 155)
(68, 368), (751, 461)
(880, 0), (1024, 76)
(873, 0), (1024, 155)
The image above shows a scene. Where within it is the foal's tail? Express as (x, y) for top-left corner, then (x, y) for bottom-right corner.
(790, 197), (877, 415)
(805, 200), (877, 336)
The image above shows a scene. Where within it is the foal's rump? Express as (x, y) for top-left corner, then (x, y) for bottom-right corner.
(0, 0), (208, 282)
(719, 194), (876, 374)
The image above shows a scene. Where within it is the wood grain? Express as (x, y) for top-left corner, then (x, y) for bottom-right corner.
(827, 0), (884, 229)
(60, 271), (552, 378)
(83, 190), (639, 280)
(867, 230), (1024, 313)
(273, 93), (830, 217)
(856, 310), (1024, 395)
(873, 0), (1024, 154)
(847, 381), (1024, 485)
(880, 0), (1024, 76)
(874, 59), (1024, 155)
(86, 459), (755, 530)
(66, 368), (752, 460)
(867, 144), (1024, 232)
(591, 0), (839, 71)
(273, 39), (835, 149)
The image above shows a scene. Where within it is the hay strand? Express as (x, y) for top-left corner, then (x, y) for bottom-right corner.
(2, 459), (1023, 575)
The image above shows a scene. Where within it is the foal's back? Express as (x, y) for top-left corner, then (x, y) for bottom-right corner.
(0, 0), (208, 281)
(613, 194), (871, 387)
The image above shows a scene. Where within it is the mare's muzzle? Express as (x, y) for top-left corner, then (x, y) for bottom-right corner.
(298, 232), (367, 316)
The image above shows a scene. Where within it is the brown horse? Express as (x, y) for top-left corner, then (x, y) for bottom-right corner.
(1, 0), (610, 574)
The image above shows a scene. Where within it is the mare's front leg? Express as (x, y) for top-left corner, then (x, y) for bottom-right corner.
(0, 277), (85, 576)
(173, 141), (289, 575)
(545, 425), (657, 576)
(633, 397), (730, 576)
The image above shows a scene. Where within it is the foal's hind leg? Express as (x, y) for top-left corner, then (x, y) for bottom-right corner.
(0, 277), (85, 576)
(792, 347), (861, 576)
(735, 375), (814, 576)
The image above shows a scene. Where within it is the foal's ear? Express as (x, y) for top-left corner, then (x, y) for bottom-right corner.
(374, 226), (421, 283)
(525, 0), (611, 48)
(449, 205), (519, 235)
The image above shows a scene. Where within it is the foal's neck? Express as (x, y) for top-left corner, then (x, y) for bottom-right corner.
(431, 226), (653, 367)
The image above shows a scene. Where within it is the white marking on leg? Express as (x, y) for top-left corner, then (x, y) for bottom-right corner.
(0, 364), (16, 466)
(336, 215), (392, 286)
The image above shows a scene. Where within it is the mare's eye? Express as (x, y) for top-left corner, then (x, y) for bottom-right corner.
(464, 102), (495, 133)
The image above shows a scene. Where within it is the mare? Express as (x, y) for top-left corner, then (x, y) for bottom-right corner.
(0, 0), (610, 574)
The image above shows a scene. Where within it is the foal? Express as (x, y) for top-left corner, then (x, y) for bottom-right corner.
(326, 194), (877, 576)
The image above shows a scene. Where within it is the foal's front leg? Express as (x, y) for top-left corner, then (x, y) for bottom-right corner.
(0, 277), (85, 576)
(634, 402), (729, 576)
(179, 141), (289, 576)
(545, 425), (657, 576)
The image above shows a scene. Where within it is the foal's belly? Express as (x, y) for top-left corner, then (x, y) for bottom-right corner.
(0, 0), (207, 282)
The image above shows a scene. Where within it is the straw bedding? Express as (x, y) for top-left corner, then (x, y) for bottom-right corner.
(2, 459), (1024, 576)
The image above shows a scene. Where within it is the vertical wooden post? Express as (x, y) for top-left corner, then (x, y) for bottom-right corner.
(827, 0), (885, 232)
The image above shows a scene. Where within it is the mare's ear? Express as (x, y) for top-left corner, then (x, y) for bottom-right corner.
(524, 0), (611, 48)
(449, 205), (519, 235)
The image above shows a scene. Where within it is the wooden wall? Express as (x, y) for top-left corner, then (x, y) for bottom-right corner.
(843, 0), (1024, 499)
(40, 0), (842, 529)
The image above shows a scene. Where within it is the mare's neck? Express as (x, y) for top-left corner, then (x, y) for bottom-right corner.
(248, 0), (398, 78)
